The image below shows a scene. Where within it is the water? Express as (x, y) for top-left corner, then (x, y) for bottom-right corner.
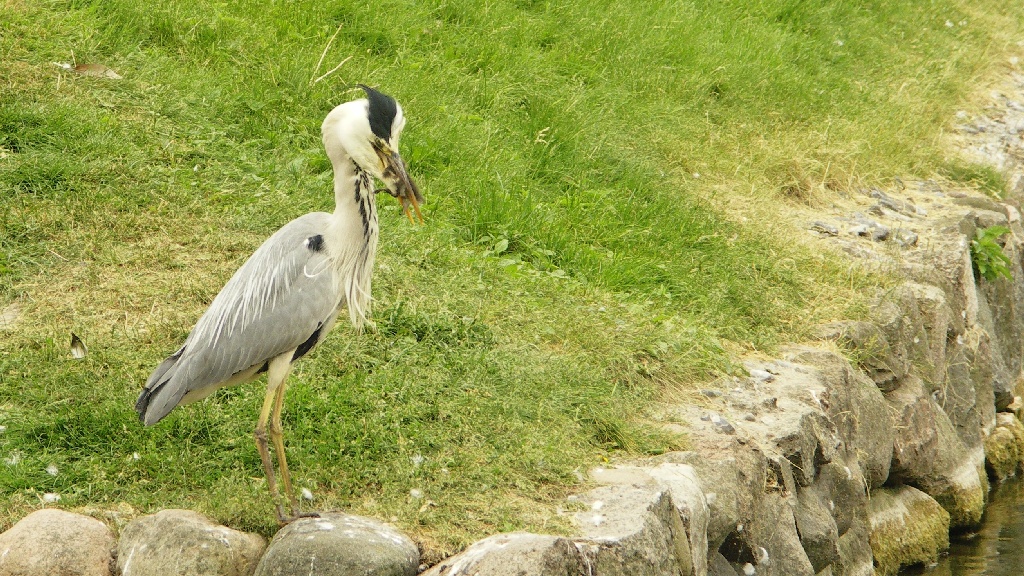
(905, 480), (1024, 575)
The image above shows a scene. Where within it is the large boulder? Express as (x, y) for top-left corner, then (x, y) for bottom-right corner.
(0, 509), (115, 576)
(814, 321), (904, 392)
(938, 339), (986, 469)
(867, 486), (950, 576)
(759, 410), (832, 488)
(117, 509), (265, 576)
(785, 347), (895, 488)
(905, 282), (953, 389)
(646, 463), (710, 576)
(572, 484), (690, 576)
(665, 448), (766, 553)
(589, 463), (711, 576)
(794, 485), (839, 573)
(965, 327), (998, 435)
(910, 215), (1017, 410)
(871, 286), (929, 389)
(421, 533), (585, 576)
(811, 460), (868, 537)
(254, 513), (418, 576)
(745, 494), (814, 576)
(974, 221), (1024, 410)
(715, 356), (845, 490)
(985, 413), (1024, 482)
(887, 377), (985, 528)
(984, 425), (1020, 482)
(904, 225), (978, 332)
(834, 520), (874, 576)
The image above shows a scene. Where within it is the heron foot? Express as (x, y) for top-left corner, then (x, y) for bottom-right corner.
(276, 509), (321, 525)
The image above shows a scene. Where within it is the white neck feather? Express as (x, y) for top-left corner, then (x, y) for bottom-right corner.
(327, 147), (379, 330)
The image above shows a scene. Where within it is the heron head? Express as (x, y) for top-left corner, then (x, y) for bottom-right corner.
(322, 85), (424, 223)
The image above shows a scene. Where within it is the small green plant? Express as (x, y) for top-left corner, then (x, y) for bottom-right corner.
(971, 225), (1013, 282)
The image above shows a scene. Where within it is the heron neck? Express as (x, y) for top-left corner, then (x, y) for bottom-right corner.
(328, 155), (379, 328)
(330, 158), (377, 227)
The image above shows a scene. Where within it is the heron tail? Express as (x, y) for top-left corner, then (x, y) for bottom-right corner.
(135, 346), (188, 426)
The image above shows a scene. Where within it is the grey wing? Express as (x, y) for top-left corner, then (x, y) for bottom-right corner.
(136, 213), (340, 425)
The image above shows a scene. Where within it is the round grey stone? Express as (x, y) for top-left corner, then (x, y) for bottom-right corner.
(117, 509), (265, 576)
(254, 513), (418, 576)
(0, 508), (115, 576)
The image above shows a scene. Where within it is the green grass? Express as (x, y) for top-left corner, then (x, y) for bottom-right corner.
(1, 0), (1021, 560)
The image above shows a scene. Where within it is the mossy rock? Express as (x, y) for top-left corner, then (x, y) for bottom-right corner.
(994, 413), (1024, 476)
(931, 469), (985, 529)
(868, 486), (950, 576)
(985, 426), (1020, 482)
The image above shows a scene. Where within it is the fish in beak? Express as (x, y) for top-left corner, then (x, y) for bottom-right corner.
(373, 140), (424, 224)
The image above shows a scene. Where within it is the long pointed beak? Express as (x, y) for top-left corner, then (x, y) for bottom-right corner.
(376, 145), (424, 224)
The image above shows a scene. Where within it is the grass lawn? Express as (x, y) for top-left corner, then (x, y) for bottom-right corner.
(1, 0), (1022, 560)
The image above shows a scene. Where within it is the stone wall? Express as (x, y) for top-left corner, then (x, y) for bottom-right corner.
(423, 187), (1024, 576)
(425, 181), (1024, 573)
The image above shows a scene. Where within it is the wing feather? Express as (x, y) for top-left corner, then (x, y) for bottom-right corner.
(137, 213), (341, 425)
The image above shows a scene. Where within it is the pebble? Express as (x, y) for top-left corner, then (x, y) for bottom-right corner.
(710, 413), (736, 434)
(896, 230), (919, 248)
(870, 189), (923, 216)
(850, 224), (870, 237)
(810, 221), (839, 236)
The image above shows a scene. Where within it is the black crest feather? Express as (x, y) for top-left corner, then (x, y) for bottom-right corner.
(358, 84), (398, 141)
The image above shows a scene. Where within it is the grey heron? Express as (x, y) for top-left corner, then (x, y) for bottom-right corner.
(135, 85), (423, 523)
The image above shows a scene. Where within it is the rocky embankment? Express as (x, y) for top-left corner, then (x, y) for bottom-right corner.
(7, 73), (1024, 576)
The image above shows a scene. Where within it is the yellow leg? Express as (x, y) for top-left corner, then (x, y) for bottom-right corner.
(254, 353), (292, 524)
(270, 370), (299, 516)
